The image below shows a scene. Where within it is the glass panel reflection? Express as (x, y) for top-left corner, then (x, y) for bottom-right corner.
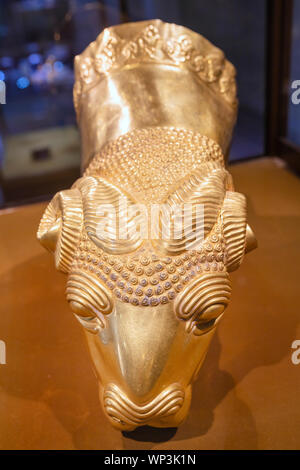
(288, 0), (300, 147)
(0, 0), (267, 207)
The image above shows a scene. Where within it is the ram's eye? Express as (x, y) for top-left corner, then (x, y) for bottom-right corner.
(200, 303), (226, 322)
(68, 300), (103, 334)
(66, 270), (114, 333)
(192, 304), (226, 335)
(174, 272), (232, 336)
(69, 300), (92, 317)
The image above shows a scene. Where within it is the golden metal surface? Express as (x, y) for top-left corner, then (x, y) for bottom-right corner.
(73, 19), (237, 169)
(37, 20), (256, 431)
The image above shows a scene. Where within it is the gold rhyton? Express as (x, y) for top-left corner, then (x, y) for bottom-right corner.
(37, 20), (257, 431)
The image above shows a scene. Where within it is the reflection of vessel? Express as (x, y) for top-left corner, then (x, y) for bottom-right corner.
(37, 20), (257, 431)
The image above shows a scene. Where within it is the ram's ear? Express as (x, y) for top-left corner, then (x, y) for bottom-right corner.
(152, 167), (229, 255)
(37, 189), (83, 273)
(221, 191), (257, 272)
(74, 176), (144, 255)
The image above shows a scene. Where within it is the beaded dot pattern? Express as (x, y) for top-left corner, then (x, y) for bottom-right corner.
(71, 127), (229, 306)
(85, 127), (224, 204)
(72, 222), (226, 307)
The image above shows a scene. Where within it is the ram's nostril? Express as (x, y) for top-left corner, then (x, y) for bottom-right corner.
(103, 383), (185, 428)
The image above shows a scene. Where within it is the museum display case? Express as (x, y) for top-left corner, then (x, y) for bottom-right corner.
(0, 0), (299, 452)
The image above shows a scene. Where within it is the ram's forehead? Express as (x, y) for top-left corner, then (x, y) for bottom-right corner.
(84, 127), (225, 203)
(72, 223), (226, 307)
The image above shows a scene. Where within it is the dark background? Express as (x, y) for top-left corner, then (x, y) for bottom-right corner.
(0, 0), (298, 206)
